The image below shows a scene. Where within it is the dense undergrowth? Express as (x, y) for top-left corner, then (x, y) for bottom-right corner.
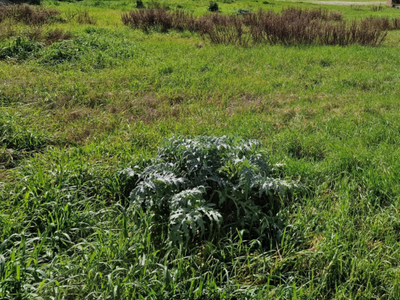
(122, 7), (399, 46)
(2, 0), (400, 298)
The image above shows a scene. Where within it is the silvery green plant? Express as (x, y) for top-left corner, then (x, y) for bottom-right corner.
(121, 136), (298, 244)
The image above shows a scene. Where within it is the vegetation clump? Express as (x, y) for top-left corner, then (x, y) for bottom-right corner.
(0, 37), (42, 60)
(64, 9), (97, 24)
(136, 0), (144, 9)
(0, 4), (60, 25)
(122, 7), (392, 46)
(122, 8), (196, 32)
(0, 113), (50, 168)
(361, 16), (400, 30)
(0, 113), (49, 151)
(38, 33), (138, 67)
(121, 136), (298, 245)
(208, 1), (220, 12)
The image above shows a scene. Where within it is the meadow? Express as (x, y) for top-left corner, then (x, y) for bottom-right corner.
(2, 0), (400, 298)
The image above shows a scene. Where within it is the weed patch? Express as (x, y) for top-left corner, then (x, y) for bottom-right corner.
(121, 136), (299, 246)
(40, 39), (85, 64)
(39, 33), (138, 67)
(136, 0), (144, 9)
(0, 113), (49, 151)
(0, 113), (50, 168)
(43, 28), (72, 44)
(0, 37), (42, 60)
(371, 5), (384, 12)
(122, 8), (194, 33)
(0, 4), (61, 25)
(361, 16), (400, 31)
(208, 1), (220, 12)
(64, 9), (97, 24)
(122, 7), (388, 46)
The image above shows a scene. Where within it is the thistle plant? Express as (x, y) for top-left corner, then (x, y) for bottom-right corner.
(121, 136), (298, 245)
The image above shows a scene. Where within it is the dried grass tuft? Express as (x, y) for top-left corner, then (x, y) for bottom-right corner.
(0, 4), (60, 25)
(122, 7), (389, 46)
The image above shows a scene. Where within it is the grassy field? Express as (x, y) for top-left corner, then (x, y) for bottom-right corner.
(2, 0), (400, 298)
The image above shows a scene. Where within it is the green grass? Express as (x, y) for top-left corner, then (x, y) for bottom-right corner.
(2, 0), (400, 298)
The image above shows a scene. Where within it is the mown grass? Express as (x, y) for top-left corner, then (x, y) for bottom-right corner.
(2, 0), (400, 298)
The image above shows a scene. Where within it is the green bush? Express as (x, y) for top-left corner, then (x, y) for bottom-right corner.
(121, 136), (298, 245)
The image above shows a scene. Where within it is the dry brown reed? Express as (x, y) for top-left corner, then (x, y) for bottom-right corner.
(360, 16), (400, 31)
(0, 4), (60, 25)
(44, 28), (72, 44)
(122, 8), (391, 46)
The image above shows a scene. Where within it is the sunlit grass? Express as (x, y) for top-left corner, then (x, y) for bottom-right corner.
(2, 0), (400, 298)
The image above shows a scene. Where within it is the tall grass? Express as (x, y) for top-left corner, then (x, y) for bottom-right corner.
(0, 4), (60, 25)
(4, 0), (400, 298)
(122, 7), (391, 46)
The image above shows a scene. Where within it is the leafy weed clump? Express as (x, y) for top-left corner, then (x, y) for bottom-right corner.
(40, 39), (85, 64)
(0, 37), (42, 60)
(121, 136), (298, 245)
